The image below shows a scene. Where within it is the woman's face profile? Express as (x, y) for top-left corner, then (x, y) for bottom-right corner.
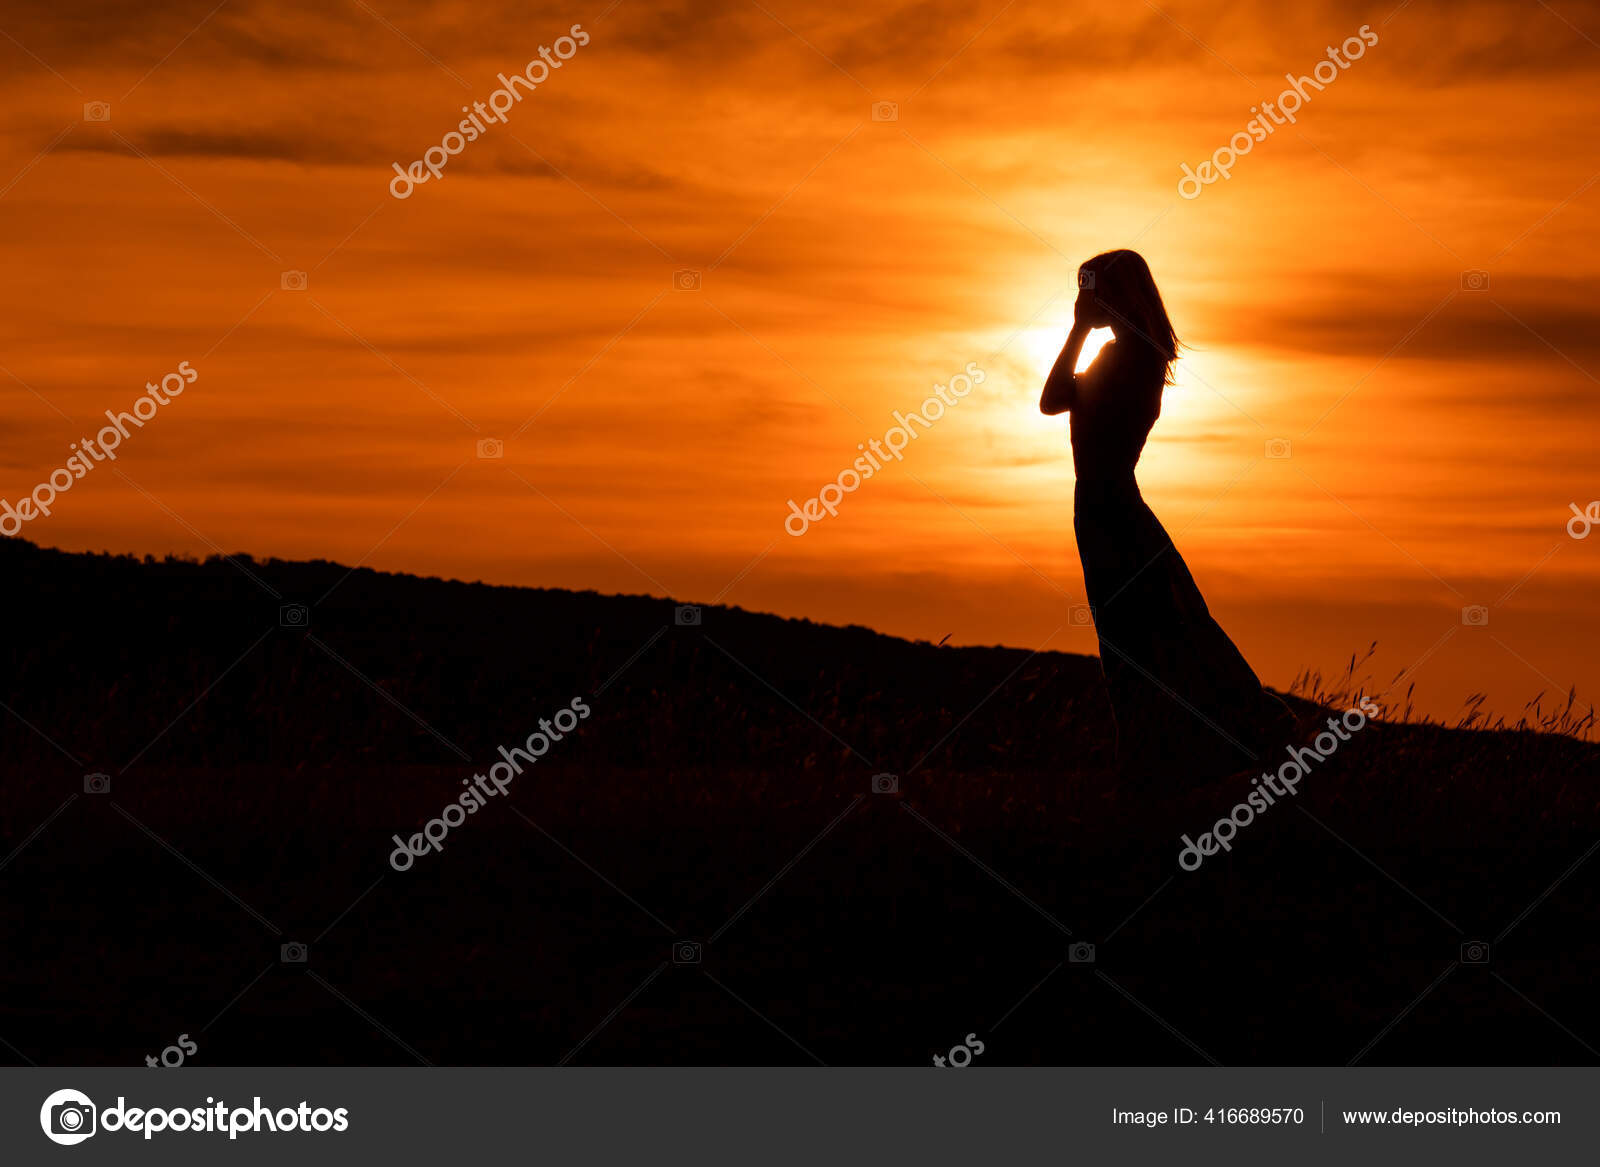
(1075, 275), (1109, 327)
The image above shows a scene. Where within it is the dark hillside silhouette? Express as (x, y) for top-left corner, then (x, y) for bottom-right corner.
(2, 537), (1597, 1066)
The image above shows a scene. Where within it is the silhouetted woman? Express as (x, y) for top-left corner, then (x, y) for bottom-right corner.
(1040, 249), (1290, 784)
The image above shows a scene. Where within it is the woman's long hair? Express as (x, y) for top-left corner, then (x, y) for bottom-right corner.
(1080, 249), (1180, 385)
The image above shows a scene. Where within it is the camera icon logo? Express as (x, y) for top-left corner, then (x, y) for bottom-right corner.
(1265, 438), (1292, 459)
(1068, 941), (1096, 964)
(1460, 269), (1490, 291)
(675, 604), (701, 627)
(1460, 940), (1490, 964)
(40, 1088), (97, 1145)
(476, 437), (504, 459)
(1069, 604), (1095, 627)
(83, 102), (111, 122)
(673, 269), (701, 291)
(1077, 269), (1096, 290)
(871, 772), (899, 794)
(83, 772), (111, 794)
(280, 271), (308, 291)
(1461, 605), (1489, 627)
(281, 942), (308, 963)
(871, 101), (898, 122)
(279, 603), (309, 628)
(672, 940), (702, 965)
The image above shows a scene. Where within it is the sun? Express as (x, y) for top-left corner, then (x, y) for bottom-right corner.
(1016, 325), (1115, 381)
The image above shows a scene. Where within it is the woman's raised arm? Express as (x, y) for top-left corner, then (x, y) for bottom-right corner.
(1040, 321), (1090, 415)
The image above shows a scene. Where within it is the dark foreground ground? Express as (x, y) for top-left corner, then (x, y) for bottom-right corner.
(2, 538), (1597, 1066)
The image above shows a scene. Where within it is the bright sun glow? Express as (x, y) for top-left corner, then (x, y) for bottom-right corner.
(1015, 325), (1115, 381)
(1075, 327), (1114, 373)
(1015, 327), (1063, 382)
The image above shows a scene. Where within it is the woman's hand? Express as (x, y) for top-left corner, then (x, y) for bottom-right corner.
(1073, 289), (1107, 328)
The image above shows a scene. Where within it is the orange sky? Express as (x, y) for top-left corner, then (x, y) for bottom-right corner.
(2, 0), (1597, 722)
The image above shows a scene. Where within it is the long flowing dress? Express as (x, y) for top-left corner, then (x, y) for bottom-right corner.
(1070, 338), (1291, 782)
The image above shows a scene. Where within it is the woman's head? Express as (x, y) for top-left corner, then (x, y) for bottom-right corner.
(1077, 249), (1179, 384)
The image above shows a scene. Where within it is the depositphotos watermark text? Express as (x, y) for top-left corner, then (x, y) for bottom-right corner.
(1, 360), (198, 534)
(1179, 697), (1381, 870)
(388, 696), (591, 869)
(1179, 24), (1378, 199)
(390, 24), (590, 199)
(785, 362), (985, 536)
